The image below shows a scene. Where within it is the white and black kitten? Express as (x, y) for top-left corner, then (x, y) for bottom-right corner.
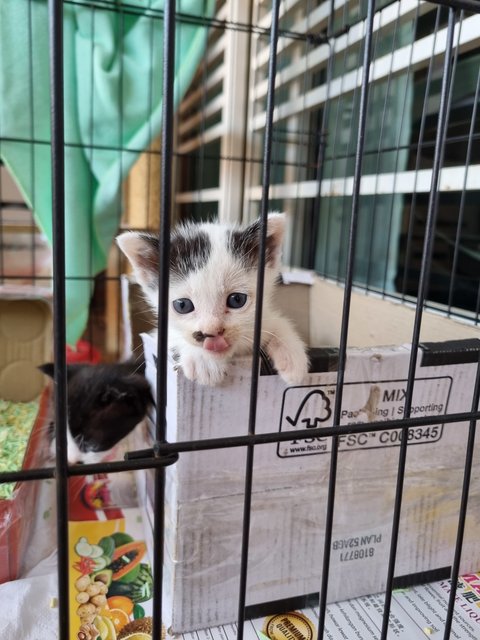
(40, 362), (154, 464)
(116, 213), (309, 386)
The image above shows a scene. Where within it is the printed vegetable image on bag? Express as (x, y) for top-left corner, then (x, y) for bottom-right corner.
(68, 475), (154, 640)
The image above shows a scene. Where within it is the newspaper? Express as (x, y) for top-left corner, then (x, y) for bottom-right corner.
(173, 572), (480, 640)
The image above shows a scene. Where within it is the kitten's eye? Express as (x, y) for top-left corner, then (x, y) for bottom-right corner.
(226, 292), (247, 309)
(173, 298), (195, 314)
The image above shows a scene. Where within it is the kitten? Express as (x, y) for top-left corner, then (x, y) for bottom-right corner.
(40, 362), (154, 464)
(116, 213), (309, 386)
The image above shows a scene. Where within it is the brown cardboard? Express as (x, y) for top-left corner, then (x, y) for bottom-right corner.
(0, 292), (52, 582)
(0, 294), (52, 402)
(131, 274), (480, 633)
(138, 339), (480, 632)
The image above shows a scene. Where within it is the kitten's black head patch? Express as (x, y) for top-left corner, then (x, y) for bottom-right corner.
(118, 228), (211, 289)
(228, 220), (276, 269)
(170, 226), (211, 281)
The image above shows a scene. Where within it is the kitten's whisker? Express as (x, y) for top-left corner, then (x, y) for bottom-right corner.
(238, 335), (257, 352)
(132, 361), (147, 376)
(68, 483), (85, 502)
(75, 434), (85, 453)
(128, 343), (147, 359)
(139, 319), (157, 329)
(36, 421), (53, 435)
(133, 309), (157, 318)
(260, 329), (290, 350)
(239, 335), (267, 356)
(239, 329), (286, 350)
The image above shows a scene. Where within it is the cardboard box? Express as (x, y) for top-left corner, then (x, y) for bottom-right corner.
(0, 292), (52, 402)
(133, 276), (480, 633)
(0, 293), (53, 583)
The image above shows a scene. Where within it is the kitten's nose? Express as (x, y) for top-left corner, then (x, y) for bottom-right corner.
(193, 328), (224, 343)
(67, 450), (84, 464)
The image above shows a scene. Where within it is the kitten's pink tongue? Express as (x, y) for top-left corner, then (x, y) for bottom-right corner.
(203, 335), (230, 352)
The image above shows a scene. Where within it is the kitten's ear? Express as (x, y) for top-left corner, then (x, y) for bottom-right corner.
(38, 362), (82, 381)
(38, 362), (54, 378)
(116, 232), (160, 293)
(233, 213), (285, 269)
(250, 212), (285, 268)
(265, 212), (286, 268)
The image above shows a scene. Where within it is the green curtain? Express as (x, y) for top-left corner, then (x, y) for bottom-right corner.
(0, 0), (214, 344)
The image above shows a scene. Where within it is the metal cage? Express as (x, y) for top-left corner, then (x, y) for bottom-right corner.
(1, 1), (480, 639)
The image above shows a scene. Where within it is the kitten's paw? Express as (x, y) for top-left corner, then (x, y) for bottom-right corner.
(277, 354), (309, 385)
(180, 353), (228, 386)
(268, 342), (309, 385)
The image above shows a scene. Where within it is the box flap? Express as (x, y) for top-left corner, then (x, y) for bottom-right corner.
(0, 297), (52, 401)
(420, 339), (480, 366)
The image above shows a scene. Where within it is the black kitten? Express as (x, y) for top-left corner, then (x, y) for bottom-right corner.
(40, 362), (153, 464)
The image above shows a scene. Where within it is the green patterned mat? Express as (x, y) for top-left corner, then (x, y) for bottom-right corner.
(0, 399), (39, 499)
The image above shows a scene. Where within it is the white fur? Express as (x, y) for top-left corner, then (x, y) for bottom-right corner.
(117, 214), (309, 386)
(50, 423), (107, 465)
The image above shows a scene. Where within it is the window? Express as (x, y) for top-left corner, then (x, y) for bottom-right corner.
(172, 0), (480, 323)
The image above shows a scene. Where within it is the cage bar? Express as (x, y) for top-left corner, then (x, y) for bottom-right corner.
(47, 0), (70, 638)
(317, 0), (376, 636)
(0, 2), (479, 639)
(380, 7), (458, 639)
(236, 2), (282, 638)
(150, 2), (177, 640)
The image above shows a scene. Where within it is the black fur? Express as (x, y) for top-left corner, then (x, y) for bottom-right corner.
(40, 362), (153, 456)
(130, 228), (212, 286)
(228, 219), (276, 268)
(170, 226), (211, 281)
